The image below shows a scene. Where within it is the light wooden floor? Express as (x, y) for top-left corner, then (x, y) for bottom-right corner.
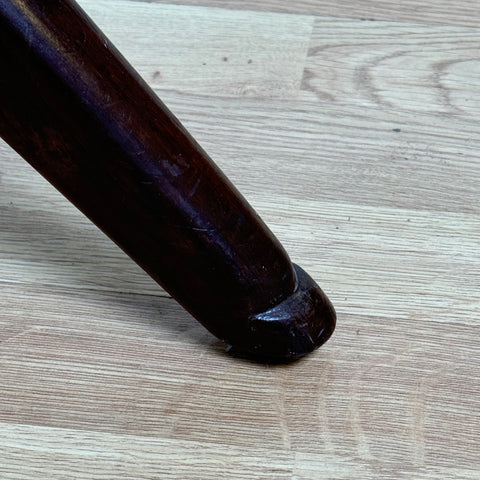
(1, 0), (479, 478)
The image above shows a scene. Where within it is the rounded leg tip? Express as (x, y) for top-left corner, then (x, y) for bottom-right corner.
(230, 264), (336, 363)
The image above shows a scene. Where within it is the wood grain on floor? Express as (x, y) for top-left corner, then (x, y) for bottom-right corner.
(1, 0), (479, 478)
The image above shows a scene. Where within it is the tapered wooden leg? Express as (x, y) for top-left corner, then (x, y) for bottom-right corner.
(0, 0), (335, 361)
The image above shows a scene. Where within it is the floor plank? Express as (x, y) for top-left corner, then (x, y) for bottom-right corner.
(148, 92), (480, 214)
(136, 0), (480, 28)
(0, 284), (478, 475)
(80, 0), (313, 99)
(1, 423), (294, 480)
(302, 18), (480, 117)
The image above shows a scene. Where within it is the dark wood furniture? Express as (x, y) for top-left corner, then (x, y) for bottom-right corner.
(0, 0), (335, 361)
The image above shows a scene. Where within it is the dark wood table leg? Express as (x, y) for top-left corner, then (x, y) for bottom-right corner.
(0, 0), (335, 361)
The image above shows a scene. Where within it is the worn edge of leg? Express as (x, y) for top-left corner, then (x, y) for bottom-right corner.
(228, 264), (336, 363)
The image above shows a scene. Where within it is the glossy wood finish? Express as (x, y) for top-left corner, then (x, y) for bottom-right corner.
(0, 0), (335, 360)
